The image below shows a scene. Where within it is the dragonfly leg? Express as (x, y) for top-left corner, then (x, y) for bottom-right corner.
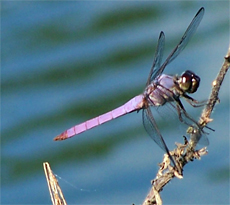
(177, 96), (214, 132)
(183, 93), (207, 107)
(176, 99), (201, 128)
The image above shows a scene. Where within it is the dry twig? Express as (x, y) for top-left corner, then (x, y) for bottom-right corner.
(142, 46), (230, 205)
(43, 162), (67, 205)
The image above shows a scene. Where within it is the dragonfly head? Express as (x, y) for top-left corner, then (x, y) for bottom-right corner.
(178, 70), (200, 93)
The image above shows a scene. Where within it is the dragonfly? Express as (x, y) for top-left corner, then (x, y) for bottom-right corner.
(54, 7), (205, 169)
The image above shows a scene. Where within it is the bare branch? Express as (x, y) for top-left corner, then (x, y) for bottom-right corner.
(43, 162), (67, 205)
(142, 46), (230, 205)
(199, 45), (230, 127)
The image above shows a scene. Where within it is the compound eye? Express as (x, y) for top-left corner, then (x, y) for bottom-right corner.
(179, 70), (200, 93)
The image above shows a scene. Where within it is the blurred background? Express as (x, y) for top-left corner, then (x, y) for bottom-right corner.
(2, 1), (229, 204)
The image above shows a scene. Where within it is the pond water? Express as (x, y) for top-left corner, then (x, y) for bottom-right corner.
(2, 1), (229, 204)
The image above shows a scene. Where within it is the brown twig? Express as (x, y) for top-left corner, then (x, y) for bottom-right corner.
(142, 46), (230, 205)
(199, 46), (230, 127)
(43, 162), (67, 205)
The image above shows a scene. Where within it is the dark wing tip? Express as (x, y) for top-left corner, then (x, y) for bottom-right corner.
(159, 31), (165, 38)
(197, 7), (205, 16)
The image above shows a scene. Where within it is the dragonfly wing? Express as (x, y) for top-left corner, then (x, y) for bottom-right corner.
(153, 7), (205, 79)
(164, 97), (209, 146)
(146, 31), (165, 85)
(142, 107), (165, 151)
(171, 101), (209, 146)
(188, 124), (209, 146)
(142, 107), (176, 167)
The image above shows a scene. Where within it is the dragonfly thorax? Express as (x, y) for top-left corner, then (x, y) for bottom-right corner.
(144, 74), (180, 106)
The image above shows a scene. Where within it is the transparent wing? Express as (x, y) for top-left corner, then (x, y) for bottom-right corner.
(142, 107), (176, 167)
(160, 91), (209, 146)
(188, 123), (209, 147)
(146, 31), (165, 86)
(151, 7), (205, 81)
(170, 102), (209, 146)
